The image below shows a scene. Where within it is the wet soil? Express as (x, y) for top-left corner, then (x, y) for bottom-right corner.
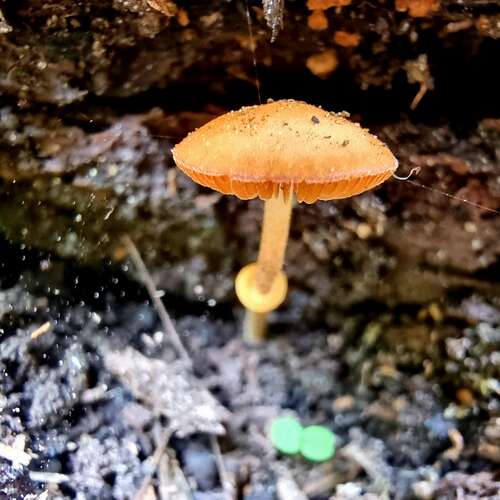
(1, 235), (499, 499)
(1, 0), (500, 498)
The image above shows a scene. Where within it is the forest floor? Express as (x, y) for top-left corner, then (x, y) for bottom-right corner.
(1, 1), (500, 498)
(1, 234), (499, 500)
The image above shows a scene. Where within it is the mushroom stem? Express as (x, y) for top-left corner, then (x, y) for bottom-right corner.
(243, 310), (268, 343)
(236, 190), (293, 343)
(255, 190), (293, 294)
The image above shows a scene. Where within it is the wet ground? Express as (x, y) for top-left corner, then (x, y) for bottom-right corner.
(1, 1), (500, 498)
(1, 234), (499, 499)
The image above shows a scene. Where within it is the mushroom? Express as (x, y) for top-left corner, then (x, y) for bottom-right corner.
(172, 100), (397, 342)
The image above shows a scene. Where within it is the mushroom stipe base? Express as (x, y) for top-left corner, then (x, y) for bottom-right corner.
(235, 263), (288, 314)
(236, 264), (288, 343)
(235, 192), (292, 342)
(243, 310), (269, 343)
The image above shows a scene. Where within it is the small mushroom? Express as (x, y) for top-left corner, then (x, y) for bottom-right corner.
(172, 100), (397, 342)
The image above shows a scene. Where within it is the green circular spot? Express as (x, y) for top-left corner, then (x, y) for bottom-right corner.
(300, 425), (336, 462)
(270, 416), (303, 455)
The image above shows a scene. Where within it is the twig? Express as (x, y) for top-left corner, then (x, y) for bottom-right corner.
(443, 428), (464, 461)
(210, 435), (235, 499)
(30, 321), (51, 340)
(410, 82), (429, 110)
(158, 450), (192, 500)
(122, 235), (192, 368)
(123, 235), (230, 499)
(275, 464), (308, 500)
(29, 471), (70, 484)
(80, 384), (111, 404)
(134, 427), (172, 500)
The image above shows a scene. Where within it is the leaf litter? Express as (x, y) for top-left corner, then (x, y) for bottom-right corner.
(103, 346), (229, 437)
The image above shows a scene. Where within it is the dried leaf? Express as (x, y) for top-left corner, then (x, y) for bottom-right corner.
(104, 347), (229, 436)
(0, 8), (12, 34)
(145, 0), (178, 17)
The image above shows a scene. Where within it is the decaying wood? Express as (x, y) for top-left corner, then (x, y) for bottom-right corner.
(0, 0), (498, 316)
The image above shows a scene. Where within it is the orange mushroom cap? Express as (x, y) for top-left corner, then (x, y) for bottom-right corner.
(172, 100), (398, 203)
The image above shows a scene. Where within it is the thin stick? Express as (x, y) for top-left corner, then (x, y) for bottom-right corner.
(210, 435), (235, 500)
(30, 321), (51, 340)
(122, 235), (192, 368)
(133, 427), (172, 500)
(29, 471), (70, 484)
